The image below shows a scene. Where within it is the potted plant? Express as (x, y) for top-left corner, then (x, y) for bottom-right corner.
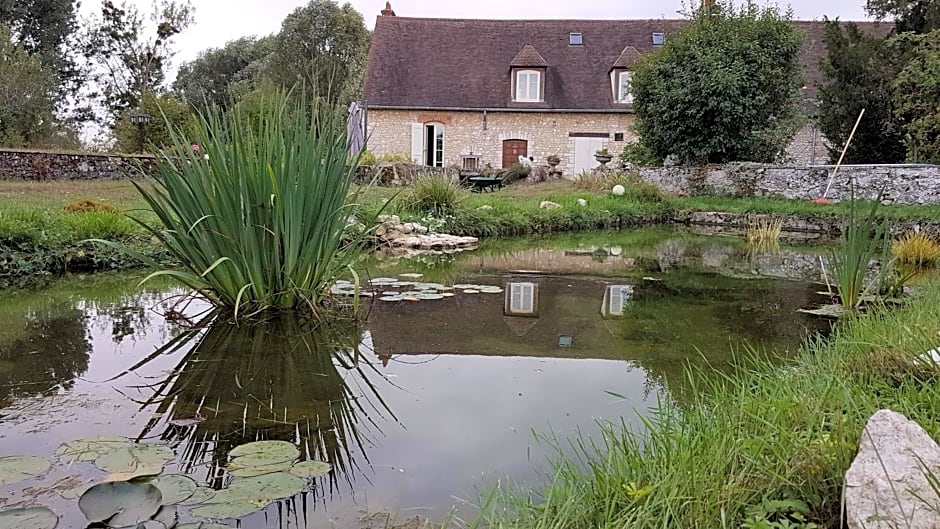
(546, 154), (561, 167)
(594, 148), (613, 166)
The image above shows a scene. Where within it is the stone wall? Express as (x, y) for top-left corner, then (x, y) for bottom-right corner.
(366, 109), (637, 176)
(639, 163), (940, 205)
(0, 148), (156, 180)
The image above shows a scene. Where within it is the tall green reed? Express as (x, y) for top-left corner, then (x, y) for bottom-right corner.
(829, 187), (893, 311)
(99, 91), (373, 319)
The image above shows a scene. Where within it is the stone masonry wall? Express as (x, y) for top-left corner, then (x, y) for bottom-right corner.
(0, 148), (156, 180)
(366, 109), (637, 176)
(639, 163), (940, 205)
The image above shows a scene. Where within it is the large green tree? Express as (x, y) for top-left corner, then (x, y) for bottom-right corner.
(818, 20), (907, 163)
(630, 2), (804, 164)
(867, 0), (940, 33)
(112, 91), (193, 153)
(264, 0), (370, 105)
(891, 29), (940, 163)
(0, 25), (58, 147)
(0, 0), (79, 100)
(173, 36), (274, 111)
(80, 0), (194, 125)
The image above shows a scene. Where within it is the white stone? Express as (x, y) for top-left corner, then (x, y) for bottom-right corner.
(577, 198), (588, 206)
(845, 409), (940, 529)
(478, 205), (494, 210)
(540, 201), (561, 209)
(612, 185), (625, 196)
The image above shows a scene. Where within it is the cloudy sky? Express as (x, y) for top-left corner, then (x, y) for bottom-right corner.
(90, 0), (875, 71)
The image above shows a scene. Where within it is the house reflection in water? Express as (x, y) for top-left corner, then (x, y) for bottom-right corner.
(602, 284), (634, 317)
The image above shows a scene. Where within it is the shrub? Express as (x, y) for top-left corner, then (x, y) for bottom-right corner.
(377, 152), (411, 163)
(631, 2), (804, 163)
(619, 140), (663, 167)
(358, 149), (376, 166)
(99, 89), (372, 318)
(407, 174), (463, 216)
(63, 199), (117, 213)
(892, 232), (940, 266)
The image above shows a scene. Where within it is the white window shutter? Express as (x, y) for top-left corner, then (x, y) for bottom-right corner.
(410, 123), (424, 164)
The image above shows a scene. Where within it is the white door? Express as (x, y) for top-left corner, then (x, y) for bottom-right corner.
(573, 137), (605, 175)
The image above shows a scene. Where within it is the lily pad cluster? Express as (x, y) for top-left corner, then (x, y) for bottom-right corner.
(0, 437), (332, 529)
(331, 274), (505, 302)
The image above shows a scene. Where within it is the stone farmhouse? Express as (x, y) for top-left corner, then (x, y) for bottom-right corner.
(362, 2), (888, 175)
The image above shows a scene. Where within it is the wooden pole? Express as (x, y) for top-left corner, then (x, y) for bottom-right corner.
(822, 108), (865, 199)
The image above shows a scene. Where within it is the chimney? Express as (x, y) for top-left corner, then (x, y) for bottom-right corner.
(381, 1), (396, 16)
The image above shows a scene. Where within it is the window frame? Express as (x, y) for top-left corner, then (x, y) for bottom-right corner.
(506, 282), (538, 315)
(617, 71), (634, 104)
(515, 69), (542, 102)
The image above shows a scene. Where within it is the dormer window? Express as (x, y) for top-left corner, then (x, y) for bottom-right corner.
(569, 32), (583, 46)
(617, 71), (633, 104)
(515, 70), (542, 102)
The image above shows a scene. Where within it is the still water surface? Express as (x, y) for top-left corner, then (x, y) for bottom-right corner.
(0, 227), (830, 528)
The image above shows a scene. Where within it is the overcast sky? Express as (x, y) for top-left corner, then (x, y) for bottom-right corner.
(87, 0), (875, 73)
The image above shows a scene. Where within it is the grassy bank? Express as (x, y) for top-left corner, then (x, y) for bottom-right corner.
(479, 282), (940, 529)
(2, 178), (940, 283)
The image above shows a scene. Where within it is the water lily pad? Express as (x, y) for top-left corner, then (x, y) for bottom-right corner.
(55, 436), (133, 462)
(382, 291), (399, 296)
(151, 505), (178, 527)
(441, 292), (456, 298)
(61, 482), (95, 499)
(416, 293), (444, 300)
(95, 444), (174, 479)
(146, 474), (198, 505)
(0, 455), (51, 486)
(478, 287), (504, 294)
(78, 481), (163, 526)
(137, 521), (167, 529)
(399, 273), (423, 279)
(178, 486), (216, 505)
(369, 277), (397, 284)
(453, 284), (479, 289)
(402, 296), (420, 302)
(0, 507), (58, 529)
(378, 296), (401, 302)
(229, 460), (293, 478)
(461, 289), (480, 294)
(189, 499), (261, 520)
(178, 524), (229, 529)
(288, 460), (332, 479)
(228, 441), (299, 470)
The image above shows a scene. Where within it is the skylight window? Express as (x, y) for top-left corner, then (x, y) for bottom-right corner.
(652, 32), (665, 47)
(569, 32), (583, 46)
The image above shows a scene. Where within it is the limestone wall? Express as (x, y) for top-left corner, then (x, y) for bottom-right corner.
(639, 163), (940, 205)
(366, 109), (637, 176)
(0, 148), (155, 180)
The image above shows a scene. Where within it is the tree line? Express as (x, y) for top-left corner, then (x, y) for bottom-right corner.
(0, 0), (369, 153)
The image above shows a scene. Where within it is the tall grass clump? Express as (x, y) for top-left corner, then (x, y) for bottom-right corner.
(106, 91), (371, 318)
(892, 232), (940, 267)
(829, 190), (893, 311)
(407, 173), (463, 216)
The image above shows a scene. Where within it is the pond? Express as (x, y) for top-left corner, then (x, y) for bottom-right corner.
(0, 226), (833, 529)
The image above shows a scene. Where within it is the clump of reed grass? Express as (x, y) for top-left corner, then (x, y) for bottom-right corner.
(829, 189), (893, 311)
(747, 217), (783, 254)
(96, 90), (372, 319)
(407, 173), (463, 216)
(892, 232), (940, 267)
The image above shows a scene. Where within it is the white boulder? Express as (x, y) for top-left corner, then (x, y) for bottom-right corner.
(845, 409), (940, 529)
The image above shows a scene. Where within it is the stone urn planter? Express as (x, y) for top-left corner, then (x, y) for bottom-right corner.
(546, 155), (561, 168)
(594, 154), (613, 168)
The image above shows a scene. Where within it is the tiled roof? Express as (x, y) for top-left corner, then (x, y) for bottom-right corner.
(510, 44), (549, 67)
(363, 16), (891, 111)
(611, 46), (642, 69)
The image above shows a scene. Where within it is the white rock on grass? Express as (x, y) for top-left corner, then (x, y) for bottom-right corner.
(539, 201), (561, 209)
(577, 198), (588, 206)
(845, 409), (940, 529)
